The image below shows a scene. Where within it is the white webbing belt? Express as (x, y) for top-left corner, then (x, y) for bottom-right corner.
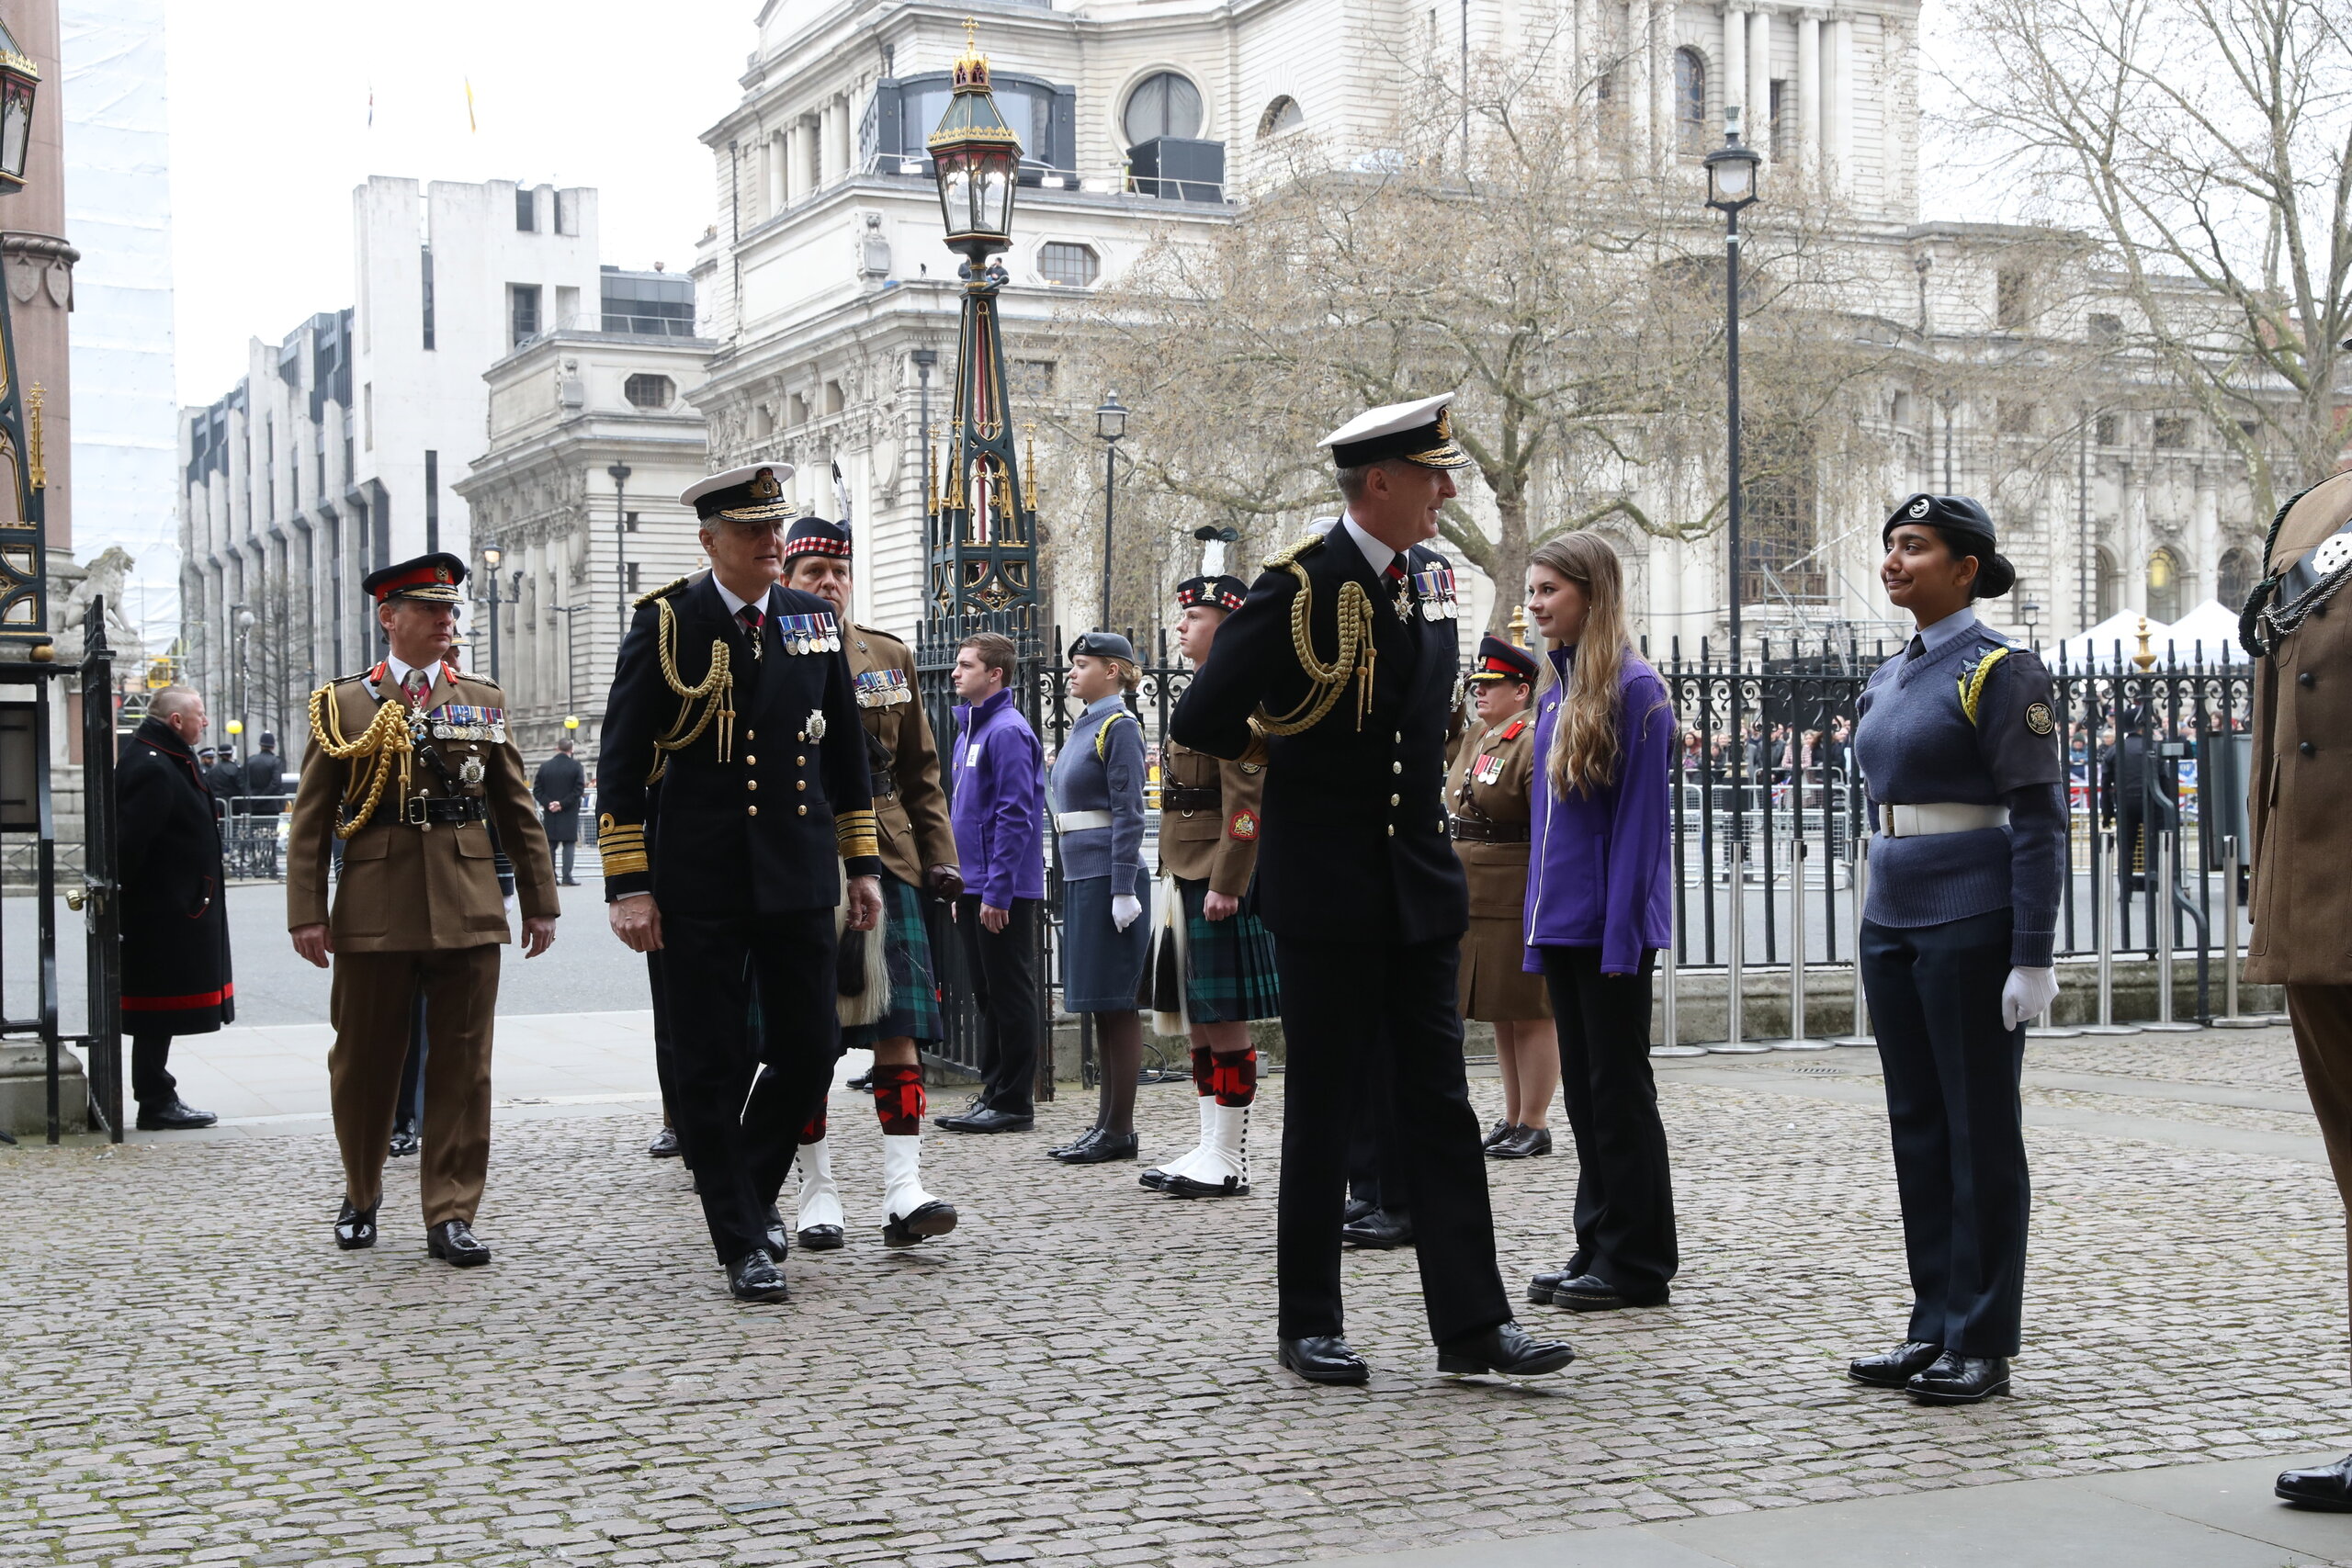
(1056, 809), (1114, 832)
(1881, 802), (2010, 838)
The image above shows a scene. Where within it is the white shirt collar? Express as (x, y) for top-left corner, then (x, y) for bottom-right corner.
(1915, 605), (1979, 656)
(713, 577), (773, 618)
(1341, 514), (1398, 578)
(384, 653), (440, 694)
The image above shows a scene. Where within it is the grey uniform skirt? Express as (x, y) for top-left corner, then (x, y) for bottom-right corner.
(1063, 864), (1152, 1013)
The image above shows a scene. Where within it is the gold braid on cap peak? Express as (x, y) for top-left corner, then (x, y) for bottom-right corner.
(647, 597), (735, 783)
(307, 681), (414, 839)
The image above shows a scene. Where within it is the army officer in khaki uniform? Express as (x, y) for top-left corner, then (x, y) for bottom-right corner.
(2244, 472), (2352, 1511)
(288, 552), (560, 1267)
(1448, 633), (1556, 1161)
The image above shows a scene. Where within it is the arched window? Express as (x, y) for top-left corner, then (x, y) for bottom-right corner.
(2217, 546), (2256, 608)
(2146, 546), (2182, 623)
(1674, 48), (1707, 155)
(1258, 96), (1303, 139)
(1124, 72), (1204, 146)
(2095, 544), (2121, 621)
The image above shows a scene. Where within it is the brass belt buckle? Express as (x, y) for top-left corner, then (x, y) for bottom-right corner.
(407, 795), (432, 830)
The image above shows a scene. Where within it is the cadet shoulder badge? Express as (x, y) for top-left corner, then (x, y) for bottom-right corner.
(1227, 808), (1260, 840)
(2025, 701), (2055, 736)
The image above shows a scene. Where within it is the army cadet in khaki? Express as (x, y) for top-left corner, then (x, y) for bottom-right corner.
(1137, 551), (1281, 1201)
(779, 510), (962, 1251)
(2244, 473), (2352, 1510)
(1447, 633), (1556, 1162)
(287, 552), (560, 1267)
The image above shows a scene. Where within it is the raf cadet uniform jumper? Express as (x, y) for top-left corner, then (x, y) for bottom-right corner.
(1052, 662), (1152, 1014)
(1849, 494), (2064, 1404)
(596, 463), (883, 1291)
(1170, 393), (1573, 1385)
(287, 552), (560, 1262)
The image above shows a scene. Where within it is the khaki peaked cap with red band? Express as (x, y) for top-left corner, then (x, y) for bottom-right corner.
(1468, 633), (1538, 683)
(361, 552), (468, 605)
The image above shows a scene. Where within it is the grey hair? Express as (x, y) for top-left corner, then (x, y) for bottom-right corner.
(150, 685), (202, 719)
(1335, 457), (1417, 502)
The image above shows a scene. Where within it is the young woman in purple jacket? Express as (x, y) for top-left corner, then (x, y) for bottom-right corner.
(1517, 531), (1679, 1314)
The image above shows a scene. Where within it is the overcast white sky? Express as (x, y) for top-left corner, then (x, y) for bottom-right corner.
(165, 0), (754, 406)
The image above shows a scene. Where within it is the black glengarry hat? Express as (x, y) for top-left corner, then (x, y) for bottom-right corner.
(783, 513), (853, 566)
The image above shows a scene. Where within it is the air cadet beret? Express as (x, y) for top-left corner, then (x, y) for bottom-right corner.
(1468, 634), (1538, 684)
(362, 552), (467, 604)
(1883, 492), (2016, 598)
(1174, 573), (1248, 612)
(681, 461), (798, 524)
(782, 513), (853, 566)
(1069, 630), (1138, 664)
(1318, 393), (1474, 471)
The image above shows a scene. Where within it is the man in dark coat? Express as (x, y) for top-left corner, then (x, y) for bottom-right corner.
(203, 746), (243, 813)
(533, 738), (587, 886)
(119, 686), (230, 1130)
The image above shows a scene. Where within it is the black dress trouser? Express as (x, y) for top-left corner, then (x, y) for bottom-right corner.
(1540, 946), (1677, 1302)
(130, 1034), (176, 1107)
(955, 894), (1043, 1116)
(1273, 934), (1511, 1345)
(1859, 908), (2029, 1358)
(658, 907), (840, 1264)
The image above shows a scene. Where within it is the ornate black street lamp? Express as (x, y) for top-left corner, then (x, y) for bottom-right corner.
(1094, 393), (1126, 627)
(0, 21), (37, 189)
(1704, 106), (1762, 839)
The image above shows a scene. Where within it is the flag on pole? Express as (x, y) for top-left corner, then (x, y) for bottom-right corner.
(464, 77), (477, 132)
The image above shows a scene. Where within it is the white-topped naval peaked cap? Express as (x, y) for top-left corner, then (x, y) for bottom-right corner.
(1317, 393), (1473, 470)
(681, 461), (799, 521)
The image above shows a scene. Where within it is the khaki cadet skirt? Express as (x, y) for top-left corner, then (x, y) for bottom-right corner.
(1459, 914), (1553, 1022)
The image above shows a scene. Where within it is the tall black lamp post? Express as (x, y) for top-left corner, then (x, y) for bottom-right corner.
(1704, 106), (1762, 826)
(606, 461), (633, 637)
(1094, 393), (1126, 628)
(477, 546), (514, 683)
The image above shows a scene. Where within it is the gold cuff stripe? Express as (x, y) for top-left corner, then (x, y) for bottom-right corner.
(601, 851), (650, 877)
(835, 808), (880, 860)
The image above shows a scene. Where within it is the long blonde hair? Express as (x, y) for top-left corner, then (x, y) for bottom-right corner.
(1532, 531), (1634, 797)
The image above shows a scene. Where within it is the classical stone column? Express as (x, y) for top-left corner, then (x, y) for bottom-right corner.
(1747, 6), (1773, 163)
(1796, 9), (1821, 175)
(1649, 0), (1671, 166)
(1626, 0), (1653, 163)
(1724, 1), (1748, 120)
(1826, 16), (1855, 189)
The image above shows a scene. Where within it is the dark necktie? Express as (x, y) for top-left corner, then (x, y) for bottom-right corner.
(1905, 635), (1927, 662)
(1383, 559), (1410, 614)
(738, 602), (765, 660)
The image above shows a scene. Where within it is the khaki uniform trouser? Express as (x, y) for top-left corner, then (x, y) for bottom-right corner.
(329, 945), (501, 1226)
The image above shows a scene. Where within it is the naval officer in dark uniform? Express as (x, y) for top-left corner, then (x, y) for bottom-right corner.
(1848, 494), (2064, 1404)
(1171, 393), (1574, 1386)
(598, 460), (884, 1304)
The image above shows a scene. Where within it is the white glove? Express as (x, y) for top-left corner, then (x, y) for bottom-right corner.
(1111, 894), (1143, 931)
(2000, 966), (2059, 1031)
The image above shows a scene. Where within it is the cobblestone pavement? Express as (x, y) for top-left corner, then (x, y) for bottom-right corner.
(6, 1026), (2351, 1567)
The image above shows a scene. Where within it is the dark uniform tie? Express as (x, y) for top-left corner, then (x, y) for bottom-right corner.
(738, 602), (764, 660)
(1905, 635), (1927, 661)
(1384, 559), (1409, 615)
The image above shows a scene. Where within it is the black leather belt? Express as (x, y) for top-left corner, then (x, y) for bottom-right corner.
(1448, 815), (1528, 843)
(870, 773), (899, 799)
(403, 795), (490, 827)
(1162, 785), (1223, 812)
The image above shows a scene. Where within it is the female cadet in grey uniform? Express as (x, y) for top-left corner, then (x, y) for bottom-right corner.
(1046, 631), (1154, 1165)
(1847, 493), (2064, 1405)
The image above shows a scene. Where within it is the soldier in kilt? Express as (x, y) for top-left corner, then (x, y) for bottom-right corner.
(1141, 540), (1281, 1198)
(778, 512), (962, 1249)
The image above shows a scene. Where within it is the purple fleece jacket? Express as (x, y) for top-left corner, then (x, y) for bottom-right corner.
(1522, 648), (1677, 975)
(949, 687), (1046, 907)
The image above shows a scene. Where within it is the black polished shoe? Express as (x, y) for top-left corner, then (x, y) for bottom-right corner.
(1481, 1120), (1519, 1152)
(1490, 1124), (1553, 1160)
(1057, 1129), (1138, 1165)
(763, 1205), (791, 1262)
(1341, 1195), (1379, 1227)
(1049, 1126), (1107, 1160)
(1437, 1320), (1577, 1377)
(882, 1200), (958, 1248)
(728, 1249), (790, 1303)
(1540, 1273), (1665, 1313)
(936, 1105), (1035, 1134)
(1848, 1340), (1944, 1390)
(797, 1224), (845, 1251)
(135, 1098), (218, 1131)
(1905, 1352), (2010, 1404)
(387, 1123), (421, 1158)
(1278, 1335), (1370, 1386)
(1524, 1255), (1593, 1306)
(1341, 1207), (1415, 1249)
(334, 1199), (377, 1251)
(845, 1069), (875, 1093)
(2276, 1454), (2352, 1510)
(647, 1126), (683, 1159)
(426, 1220), (492, 1268)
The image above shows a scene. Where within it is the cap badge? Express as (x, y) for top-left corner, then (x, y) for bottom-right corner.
(1906, 497), (1931, 520)
(1434, 409), (1453, 440)
(751, 468), (782, 500)
(436, 567), (452, 582)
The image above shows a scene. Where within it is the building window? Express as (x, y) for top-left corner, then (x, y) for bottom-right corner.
(1037, 242), (1100, 288)
(1011, 359), (1057, 396)
(2096, 545), (2121, 620)
(787, 392), (808, 427)
(1124, 72), (1204, 146)
(2096, 413), (2120, 446)
(509, 284), (541, 348)
(2089, 311), (2122, 343)
(515, 187), (537, 231)
(2152, 414), (2188, 448)
(601, 270), (696, 337)
(624, 374), (674, 410)
(1996, 267), (2033, 331)
(2218, 547), (2256, 607)
(823, 380), (845, 416)
(2146, 547), (2182, 622)
(420, 245), (435, 351)
(625, 510), (640, 533)
(424, 450), (440, 552)
(1997, 400), (2038, 435)
(1258, 96), (1303, 139)
(1674, 49), (1706, 156)
(1741, 424), (1825, 603)
(362, 383), (373, 450)
(1769, 80), (1788, 158)
(626, 561), (641, 594)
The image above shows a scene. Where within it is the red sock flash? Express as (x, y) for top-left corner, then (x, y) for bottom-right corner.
(872, 1062), (925, 1135)
(1210, 1048), (1256, 1108)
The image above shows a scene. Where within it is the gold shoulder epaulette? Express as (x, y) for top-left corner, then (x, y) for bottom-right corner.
(1264, 530), (1329, 571)
(633, 575), (692, 610)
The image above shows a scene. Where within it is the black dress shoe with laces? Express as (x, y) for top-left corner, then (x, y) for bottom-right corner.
(1481, 1120), (1519, 1152)
(1341, 1207), (1414, 1249)
(334, 1199), (377, 1251)
(1437, 1320), (1577, 1377)
(1905, 1352), (2009, 1404)
(728, 1250), (790, 1303)
(1049, 1126), (1106, 1159)
(798, 1224), (845, 1251)
(1278, 1335), (1370, 1385)
(1057, 1129), (1138, 1164)
(763, 1206), (791, 1262)
(1490, 1125), (1553, 1160)
(845, 1069), (875, 1093)
(136, 1098), (218, 1131)
(388, 1124), (421, 1158)
(1848, 1340), (1944, 1389)
(647, 1126), (683, 1159)
(1341, 1195), (1379, 1226)
(1525, 1256), (1593, 1305)
(936, 1104), (1035, 1134)
(426, 1220), (492, 1267)
(2276, 1453), (2352, 1510)
(1537, 1273), (1665, 1313)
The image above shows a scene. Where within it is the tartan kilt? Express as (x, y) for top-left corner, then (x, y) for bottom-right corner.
(843, 872), (945, 1048)
(1142, 874), (1282, 1027)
